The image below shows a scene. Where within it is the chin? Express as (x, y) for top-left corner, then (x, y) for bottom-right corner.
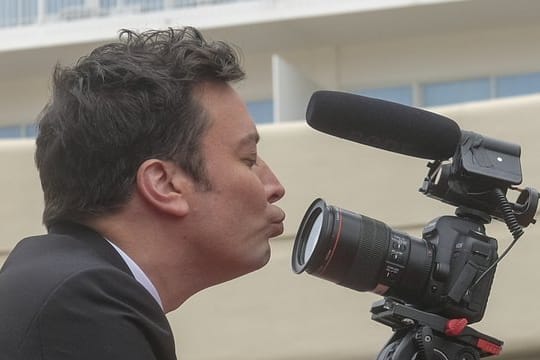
(220, 244), (272, 281)
(259, 249), (272, 268)
(245, 245), (272, 273)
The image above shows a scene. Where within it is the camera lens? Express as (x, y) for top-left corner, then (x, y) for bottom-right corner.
(304, 209), (323, 265)
(292, 198), (433, 298)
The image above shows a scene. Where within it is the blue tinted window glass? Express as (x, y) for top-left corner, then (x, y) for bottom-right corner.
(1, 0), (18, 27)
(171, 0), (198, 8)
(25, 123), (38, 137)
(46, 0), (84, 13)
(20, 0), (38, 24)
(247, 99), (273, 124)
(496, 72), (540, 97)
(141, 0), (163, 11)
(356, 85), (413, 106)
(120, 0), (163, 11)
(0, 125), (22, 138)
(100, 0), (117, 8)
(422, 78), (490, 107)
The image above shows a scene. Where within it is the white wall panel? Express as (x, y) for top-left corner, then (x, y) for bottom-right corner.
(272, 55), (320, 122)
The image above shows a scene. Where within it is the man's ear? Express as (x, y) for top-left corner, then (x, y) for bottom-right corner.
(136, 159), (191, 217)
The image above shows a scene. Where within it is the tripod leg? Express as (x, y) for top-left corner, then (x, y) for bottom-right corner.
(376, 340), (399, 360)
(376, 330), (417, 360)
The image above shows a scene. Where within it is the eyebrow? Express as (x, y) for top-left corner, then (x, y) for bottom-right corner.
(238, 132), (260, 148)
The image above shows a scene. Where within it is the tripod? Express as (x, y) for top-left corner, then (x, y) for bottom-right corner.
(372, 298), (503, 360)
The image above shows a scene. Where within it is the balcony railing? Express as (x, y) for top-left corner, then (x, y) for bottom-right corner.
(0, 0), (256, 28)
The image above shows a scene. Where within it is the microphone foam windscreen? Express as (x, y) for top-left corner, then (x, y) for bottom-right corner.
(306, 91), (461, 160)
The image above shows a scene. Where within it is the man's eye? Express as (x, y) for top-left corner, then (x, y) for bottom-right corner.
(244, 158), (257, 168)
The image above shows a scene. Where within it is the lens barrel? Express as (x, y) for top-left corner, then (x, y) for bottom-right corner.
(292, 198), (433, 297)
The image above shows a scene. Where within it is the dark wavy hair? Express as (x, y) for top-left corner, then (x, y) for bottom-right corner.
(35, 27), (245, 227)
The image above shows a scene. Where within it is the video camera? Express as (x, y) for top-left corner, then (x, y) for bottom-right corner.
(291, 91), (539, 360)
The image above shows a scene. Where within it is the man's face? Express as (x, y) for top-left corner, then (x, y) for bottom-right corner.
(183, 81), (285, 282)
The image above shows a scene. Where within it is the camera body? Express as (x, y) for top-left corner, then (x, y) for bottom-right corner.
(384, 214), (498, 323)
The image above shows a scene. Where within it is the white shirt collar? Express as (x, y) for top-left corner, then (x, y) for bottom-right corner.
(105, 239), (164, 311)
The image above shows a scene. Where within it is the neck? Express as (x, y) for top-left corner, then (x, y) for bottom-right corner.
(84, 213), (213, 313)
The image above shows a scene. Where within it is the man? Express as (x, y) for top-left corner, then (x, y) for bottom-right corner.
(0, 27), (285, 359)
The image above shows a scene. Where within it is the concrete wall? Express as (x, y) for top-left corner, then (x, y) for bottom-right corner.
(1, 95), (540, 359)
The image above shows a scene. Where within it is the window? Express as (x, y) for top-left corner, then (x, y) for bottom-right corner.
(100, 0), (117, 9)
(0, 126), (23, 138)
(0, 124), (38, 138)
(246, 99), (274, 124)
(120, 0), (164, 12)
(1, 0), (37, 27)
(0, 0), (251, 27)
(352, 71), (540, 108)
(25, 123), (38, 137)
(356, 85), (413, 106)
(496, 72), (540, 98)
(421, 78), (491, 107)
(46, 0), (84, 14)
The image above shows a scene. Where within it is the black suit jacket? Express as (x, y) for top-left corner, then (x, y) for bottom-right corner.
(0, 222), (176, 360)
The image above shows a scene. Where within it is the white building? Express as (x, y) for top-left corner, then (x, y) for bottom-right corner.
(1, 1), (540, 359)
(2, 0), (540, 133)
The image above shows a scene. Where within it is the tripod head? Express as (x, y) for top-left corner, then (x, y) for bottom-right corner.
(372, 298), (502, 360)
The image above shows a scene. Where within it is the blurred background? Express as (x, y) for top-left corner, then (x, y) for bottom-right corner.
(1, 0), (539, 358)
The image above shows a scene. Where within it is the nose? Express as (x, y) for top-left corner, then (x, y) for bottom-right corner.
(257, 158), (285, 203)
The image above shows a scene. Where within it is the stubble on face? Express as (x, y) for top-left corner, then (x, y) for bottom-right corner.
(180, 81), (282, 282)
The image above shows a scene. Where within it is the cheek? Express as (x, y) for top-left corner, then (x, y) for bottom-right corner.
(214, 170), (267, 209)
(202, 180), (265, 228)
(230, 178), (268, 215)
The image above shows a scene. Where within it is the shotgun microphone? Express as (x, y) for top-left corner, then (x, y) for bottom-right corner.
(306, 90), (461, 160)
